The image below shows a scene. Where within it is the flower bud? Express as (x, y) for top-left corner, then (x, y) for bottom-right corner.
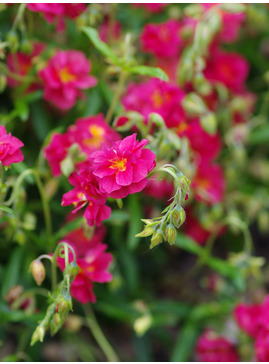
(136, 225), (155, 238)
(64, 314), (83, 333)
(182, 93), (207, 116)
(30, 260), (46, 286)
(148, 113), (165, 128)
(164, 224), (177, 245)
(134, 314), (153, 337)
(200, 112), (217, 135)
(150, 229), (163, 249)
(51, 313), (62, 335)
(30, 325), (45, 346)
(56, 297), (72, 316)
(171, 207), (186, 228)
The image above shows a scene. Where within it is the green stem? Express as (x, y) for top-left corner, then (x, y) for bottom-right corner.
(12, 3), (26, 30)
(83, 304), (119, 362)
(105, 71), (127, 124)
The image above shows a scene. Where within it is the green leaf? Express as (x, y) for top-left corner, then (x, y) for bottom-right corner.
(171, 322), (200, 362)
(82, 27), (120, 65)
(249, 123), (269, 145)
(127, 65), (168, 81)
(0, 205), (14, 215)
(127, 194), (143, 250)
(175, 234), (204, 255)
(1, 247), (24, 298)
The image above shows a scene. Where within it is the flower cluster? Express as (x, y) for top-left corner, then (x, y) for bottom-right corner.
(62, 134), (156, 226)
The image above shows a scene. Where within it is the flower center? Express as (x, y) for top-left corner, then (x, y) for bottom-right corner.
(59, 67), (76, 83)
(109, 157), (127, 172)
(83, 125), (105, 148)
(151, 90), (163, 108)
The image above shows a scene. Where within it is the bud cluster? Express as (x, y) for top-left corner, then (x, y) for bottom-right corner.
(136, 164), (190, 248)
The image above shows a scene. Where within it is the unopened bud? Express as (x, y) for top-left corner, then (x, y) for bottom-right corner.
(30, 325), (45, 346)
(164, 224), (177, 245)
(64, 314), (83, 333)
(30, 260), (46, 286)
(136, 225), (155, 238)
(200, 112), (217, 135)
(171, 207), (186, 228)
(56, 297), (71, 316)
(134, 314), (153, 336)
(148, 113), (165, 128)
(182, 93), (207, 116)
(150, 229), (163, 249)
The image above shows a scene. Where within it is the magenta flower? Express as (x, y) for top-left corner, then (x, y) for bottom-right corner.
(141, 19), (182, 58)
(192, 162), (226, 204)
(195, 329), (239, 362)
(122, 78), (186, 128)
(91, 134), (156, 199)
(44, 114), (120, 177)
(234, 302), (263, 338)
(0, 126), (24, 167)
(27, 4), (86, 30)
(39, 50), (97, 110)
(57, 238), (113, 304)
(7, 42), (45, 90)
(62, 168), (111, 226)
(255, 328), (269, 362)
(204, 48), (249, 93)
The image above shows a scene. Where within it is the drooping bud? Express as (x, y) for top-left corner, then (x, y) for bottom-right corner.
(56, 297), (71, 316)
(30, 325), (45, 346)
(135, 225), (155, 238)
(164, 224), (177, 245)
(150, 229), (163, 249)
(171, 207), (186, 229)
(30, 260), (46, 286)
(200, 112), (217, 135)
(182, 93), (207, 116)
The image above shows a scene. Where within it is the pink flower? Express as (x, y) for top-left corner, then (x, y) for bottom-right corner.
(204, 48), (249, 93)
(7, 42), (45, 90)
(44, 114), (120, 176)
(255, 328), (269, 362)
(91, 134), (156, 199)
(196, 329), (239, 362)
(0, 126), (24, 166)
(122, 78), (186, 128)
(141, 19), (182, 58)
(62, 168), (111, 226)
(57, 238), (113, 304)
(234, 303), (263, 338)
(27, 4), (86, 30)
(99, 17), (122, 43)
(68, 114), (120, 158)
(192, 162), (226, 204)
(177, 119), (222, 163)
(133, 3), (168, 13)
(63, 226), (106, 257)
(39, 50), (97, 110)
(202, 4), (245, 43)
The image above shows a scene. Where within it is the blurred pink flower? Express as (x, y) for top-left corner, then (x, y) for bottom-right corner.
(192, 162), (225, 204)
(234, 302), (263, 338)
(0, 126), (24, 166)
(204, 48), (249, 93)
(39, 50), (97, 110)
(57, 239), (113, 304)
(27, 4), (86, 30)
(62, 168), (111, 226)
(143, 178), (174, 200)
(7, 42), (45, 90)
(133, 3), (168, 13)
(99, 17), (122, 43)
(196, 329), (239, 362)
(92, 134), (156, 199)
(255, 328), (269, 362)
(141, 19), (182, 58)
(122, 78), (186, 128)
